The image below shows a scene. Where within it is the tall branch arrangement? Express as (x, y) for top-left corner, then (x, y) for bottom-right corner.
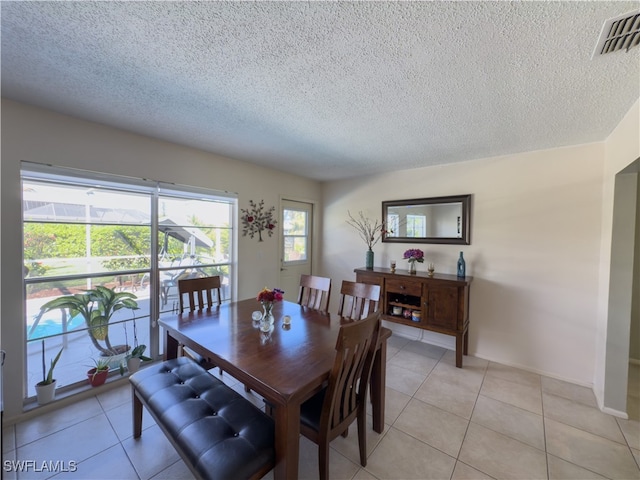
(346, 211), (387, 251)
(241, 199), (277, 242)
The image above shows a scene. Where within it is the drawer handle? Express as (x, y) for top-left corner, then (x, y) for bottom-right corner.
(399, 285), (405, 290)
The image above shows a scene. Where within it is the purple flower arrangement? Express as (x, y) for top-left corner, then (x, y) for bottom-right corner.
(403, 249), (425, 263)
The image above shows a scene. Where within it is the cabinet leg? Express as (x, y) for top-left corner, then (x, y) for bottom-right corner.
(463, 329), (469, 356)
(455, 334), (463, 368)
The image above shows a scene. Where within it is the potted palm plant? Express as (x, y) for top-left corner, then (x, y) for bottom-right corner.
(39, 286), (139, 370)
(87, 358), (110, 387)
(35, 345), (63, 405)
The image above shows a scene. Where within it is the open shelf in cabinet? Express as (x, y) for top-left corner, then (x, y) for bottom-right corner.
(355, 267), (472, 367)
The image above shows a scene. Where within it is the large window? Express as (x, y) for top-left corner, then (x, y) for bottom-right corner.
(22, 165), (236, 400)
(156, 191), (233, 312)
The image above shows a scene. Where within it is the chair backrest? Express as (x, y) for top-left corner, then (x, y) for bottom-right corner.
(320, 311), (381, 437)
(178, 276), (222, 313)
(337, 281), (381, 320)
(297, 274), (332, 312)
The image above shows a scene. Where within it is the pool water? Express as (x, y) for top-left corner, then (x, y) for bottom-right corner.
(27, 315), (85, 340)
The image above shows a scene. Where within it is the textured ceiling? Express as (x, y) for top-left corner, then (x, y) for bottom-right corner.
(2, 1), (639, 182)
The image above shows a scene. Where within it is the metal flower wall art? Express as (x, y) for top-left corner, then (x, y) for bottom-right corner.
(241, 199), (277, 241)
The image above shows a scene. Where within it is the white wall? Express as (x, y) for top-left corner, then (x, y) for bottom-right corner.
(595, 99), (640, 414)
(631, 171), (640, 361)
(0, 99), (322, 419)
(594, 100), (640, 416)
(322, 143), (606, 385)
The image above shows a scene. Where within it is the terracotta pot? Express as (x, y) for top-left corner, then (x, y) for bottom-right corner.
(87, 368), (109, 387)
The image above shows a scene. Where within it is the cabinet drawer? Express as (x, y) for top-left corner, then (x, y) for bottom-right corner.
(385, 278), (422, 297)
(356, 272), (383, 286)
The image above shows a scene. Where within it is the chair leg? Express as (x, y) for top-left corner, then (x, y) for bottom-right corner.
(132, 389), (143, 439)
(357, 409), (367, 466)
(318, 440), (330, 480)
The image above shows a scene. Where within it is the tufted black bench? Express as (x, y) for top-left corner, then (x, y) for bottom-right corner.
(130, 357), (275, 480)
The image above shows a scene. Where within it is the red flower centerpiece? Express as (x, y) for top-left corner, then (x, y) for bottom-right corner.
(403, 249), (424, 274)
(256, 287), (284, 325)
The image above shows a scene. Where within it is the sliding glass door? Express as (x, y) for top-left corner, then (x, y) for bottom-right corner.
(21, 165), (236, 400)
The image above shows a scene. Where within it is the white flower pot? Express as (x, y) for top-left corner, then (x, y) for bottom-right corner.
(102, 345), (131, 370)
(127, 357), (142, 374)
(35, 380), (57, 405)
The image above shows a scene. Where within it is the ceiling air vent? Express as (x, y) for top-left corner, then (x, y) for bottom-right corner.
(593, 10), (640, 57)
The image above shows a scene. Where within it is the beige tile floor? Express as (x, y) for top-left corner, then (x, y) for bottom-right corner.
(3, 335), (639, 480)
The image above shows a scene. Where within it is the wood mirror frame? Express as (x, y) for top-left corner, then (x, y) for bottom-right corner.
(382, 194), (471, 245)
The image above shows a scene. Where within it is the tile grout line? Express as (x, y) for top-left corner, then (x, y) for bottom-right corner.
(451, 357), (491, 480)
(540, 373), (550, 480)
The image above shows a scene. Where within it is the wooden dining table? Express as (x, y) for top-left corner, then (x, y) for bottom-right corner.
(159, 298), (390, 480)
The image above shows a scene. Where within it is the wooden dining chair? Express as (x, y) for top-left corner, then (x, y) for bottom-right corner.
(297, 274), (332, 312)
(177, 276), (222, 371)
(178, 275), (222, 313)
(337, 280), (381, 321)
(299, 311), (381, 480)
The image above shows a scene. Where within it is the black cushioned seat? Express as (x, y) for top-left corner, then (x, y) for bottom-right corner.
(130, 357), (275, 480)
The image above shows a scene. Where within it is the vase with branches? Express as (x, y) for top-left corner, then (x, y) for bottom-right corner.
(347, 211), (388, 269)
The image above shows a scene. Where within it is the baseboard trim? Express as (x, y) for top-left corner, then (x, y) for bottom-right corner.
(601, 406), (629, 419)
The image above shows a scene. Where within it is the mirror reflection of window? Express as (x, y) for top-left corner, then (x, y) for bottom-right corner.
(406, 215), (426, 237)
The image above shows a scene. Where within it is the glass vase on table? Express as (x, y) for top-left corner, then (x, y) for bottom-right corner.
(408, 259), (417, 274)
(261, 301), (274, 326)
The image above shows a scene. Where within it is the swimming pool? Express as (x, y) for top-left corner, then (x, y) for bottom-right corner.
(27, 314), (85, 341)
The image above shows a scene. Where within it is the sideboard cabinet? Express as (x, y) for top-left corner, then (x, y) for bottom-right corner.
(354, 267), (472, 367)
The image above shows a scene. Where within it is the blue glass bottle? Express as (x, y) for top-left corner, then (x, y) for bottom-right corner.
(457, 252), (466, 278)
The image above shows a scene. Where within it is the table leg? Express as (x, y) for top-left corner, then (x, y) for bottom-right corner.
(273, 403), (300, 480)
(164, 330), (179, 360)
(371, 339), (387, 433)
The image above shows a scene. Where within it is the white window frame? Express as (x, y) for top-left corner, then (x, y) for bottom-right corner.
(21, 162), (237, 400)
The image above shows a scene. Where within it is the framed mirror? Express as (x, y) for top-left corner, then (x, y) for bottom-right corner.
(382, 194), (471, 245)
